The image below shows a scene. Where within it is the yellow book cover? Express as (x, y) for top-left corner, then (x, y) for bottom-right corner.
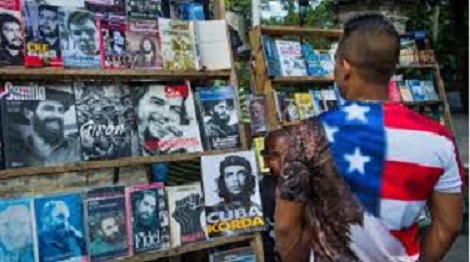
(294, 92), (315, 120)
(253, 137), (269, 174)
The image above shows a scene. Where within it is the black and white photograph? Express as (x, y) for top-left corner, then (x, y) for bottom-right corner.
(1, 81), (81, 168)
(249, 94), (269, 134)
(132, 81), (203, 156)
(74, 82), (138, 161)
(126, 0), (162, 20)
(24, 0), (85, 7)
(201, 151), (265, 238)
(0, 10), (24, 66)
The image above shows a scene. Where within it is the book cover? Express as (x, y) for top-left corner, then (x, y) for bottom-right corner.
(302, 44), (323, 76)
(283, 92), (299, 123)
(60, 8), (101, 68)
(201, 151), (265, 238)
(166, 183), (207, 247)
(0, 198), (35, 262)
(237, 86), (251, 124)
(1, 81), (81, 168)
(126, 0), (162, 20)
(196, 86), (240, 150)
(0, 0), (20, 10)
(159, 18), (198, 71)
(275, 39), (306, 76)
(33, 193), (88, 262)
(249, 94), (268, 134)
(319, 50), (334, 78)
(397, 81), (414, 102)
(421, 80), (439, 101)
(74, 82), (138, 161)
(100, 20), (127, 69)
(273, 90), (286, 122)
(0, 9), (24, 66)
(133, 81), (203, 156)
(321, 89), (339, 111)
(262, 35), (281, 76)
(209, 247), (256, 262)
(294, 92), (315, 120)
(178, 3), (205, 21)
(407, 80), (426, 101)
(85, 186), (128, 262)
(85, 0), (125, 21)
(24, 0), (85, 7)
(194, 20), (231, 70)
(310, 89), (327, 116)
(399, 34), (416, 65)
(127, 19), (162, 69)
(125, 183), (171, 255)
(252, 137), (269, 174)
(387, 80), (402, 102)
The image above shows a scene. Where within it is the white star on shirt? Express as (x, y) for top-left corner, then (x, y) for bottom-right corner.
(324, 123), (339, 143)
(344, 148), (371, 175)
(343, 103), (370, 123)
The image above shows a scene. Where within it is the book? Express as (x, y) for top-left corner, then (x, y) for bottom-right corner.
(399, 34), (416, 65)
(321, 88), (339, 111)
(397, 81), (414, 102)
(33, 193), (87, 262)
(1, 81), (81, 168)
(126, 0), (162, 20)
(196, 86), (240, 150)
(262, 35), (281, 76)
(407, 80), (426, 101)
(275, 39), (306, 76)
(201, 151), (265, 238)
(210, 247), (256, 262)
(125, 183), (171, 255)
(0, 9), (24, 66)
(252, 137), (269, 174)
(0, 0), (20, 10)
(249, 94), (268, 134)
(178, 3), (205, 21)
(60, 8), (101, 68)
(421, 80), (439, 101)
(133, 81), (203, 156)
(294, 92), (315, 120)
(318, 50), (334, 78)
(0, 198), (35, 262)
(194, 20), (231, 70)
(74, 82), (138, 161)
(24, 0), (85, 7)
(127, 19), (162, 69)
(283, 92), (299, 123)
(23, 3), (63, 67)
(387, 80), (401, 102)
(273, 90), (286, 122)
(85, 186), (129, 262)
(100, 20), (127, 69)
(159, 18), (198, 70)
(85, 0), (125, 21)
(166, 183), (207, 247)
(310, 89), (327, 116)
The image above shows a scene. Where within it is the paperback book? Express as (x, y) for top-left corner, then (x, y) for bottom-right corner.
(201, 151), (265, 238)
(127, 19), (162, 69)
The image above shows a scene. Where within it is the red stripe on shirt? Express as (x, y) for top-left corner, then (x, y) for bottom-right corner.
(390, 223), (420, 256)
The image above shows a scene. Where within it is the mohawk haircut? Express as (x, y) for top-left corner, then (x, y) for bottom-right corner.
(337, 13), (400, 84)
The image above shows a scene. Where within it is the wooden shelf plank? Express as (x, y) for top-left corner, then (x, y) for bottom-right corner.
(402, 100), (443, 106)
(0, 149), (242, 180)
(0, 67), (231, 80)
(397, 63), (438, 69)
(271, 76), (334, 84)
(258, 25), (343, 38)
(115, 235), (253, 262)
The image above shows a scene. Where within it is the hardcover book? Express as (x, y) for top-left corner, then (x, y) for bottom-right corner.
(0, 198), (35, 262)
(33, 193), (88, 262)
(201, 151), (265, 238)
(74, 82), (138, 161)
(1, 81), (81, 168)
(133, 81), (203, 156)
(166, 183), (207, 247)
(125, 183), (171, 255)
(196, 86), (240, 150)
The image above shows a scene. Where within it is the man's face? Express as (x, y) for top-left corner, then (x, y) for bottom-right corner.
(0, 206), (31, 252)
(112, 31), (124, 48)
(100, 217), (120, 242)
(264, 135), (290, 176)
(70, 17), (98, 55)
(1, 21), (21, 50)
(212, 100), (230, 125)
(39, 9), (58, 38)
(223, 165), (247, 196)
(137, 194), (156, 226)
(250, 102), (264, 124)
(137, 88), (183, 139)
(48, 206), (68, 231)
(30, 100), (65, 145)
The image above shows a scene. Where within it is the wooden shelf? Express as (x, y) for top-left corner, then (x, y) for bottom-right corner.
(397, 63), (438, 69)
(258, 25), (343, 38)
(402, 100), (443, 106)
(0, 67), (231, 80)
(0, 149), (242, 180)
(115, 235), (253, 262)
(271, 75), (334, 84)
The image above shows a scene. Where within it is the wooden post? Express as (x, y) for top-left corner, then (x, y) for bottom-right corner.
(433, 65), (456, 135)
(250, 233), (266, 262)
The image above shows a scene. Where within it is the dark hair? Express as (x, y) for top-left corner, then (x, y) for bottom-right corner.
(264, 129), (289, 150)
(217, 155), (256, 203)
(0, 13), (20, 45)
(139, 37), (156, 53)
(337, 13), (400, 84)
(67, 10), (95, 30)
(135, 191), (157, 211)
(38, 5), (58, 15)
(23, 88), (74, 112)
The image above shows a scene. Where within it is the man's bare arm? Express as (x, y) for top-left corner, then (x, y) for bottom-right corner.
(420, 192), (463, 262)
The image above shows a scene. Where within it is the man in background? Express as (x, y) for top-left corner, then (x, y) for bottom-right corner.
(0, 12), (24, 65)
(38, 5), (60, 58)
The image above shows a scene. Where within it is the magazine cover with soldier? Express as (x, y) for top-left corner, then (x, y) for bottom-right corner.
(0, 9), (24, 66)
(201, 151), (265, 239)
(166, 183), (207, 247)
(127, 19), (162, 69)
(32, 193), (88, 262)
(0, 198), (35, 262)
(126, 0), (162, 20)
(125, 183), (171, 255)
(100, 20), (127, 69)
(74, 82), (138, 161)
(158, 18), (198, 70)
(132, 81), (203, 156)
(196, 86), (240, 150)
(86, 186), (129, 262)
(59, 8), (101, 68)
(1, 81), (81, 168)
